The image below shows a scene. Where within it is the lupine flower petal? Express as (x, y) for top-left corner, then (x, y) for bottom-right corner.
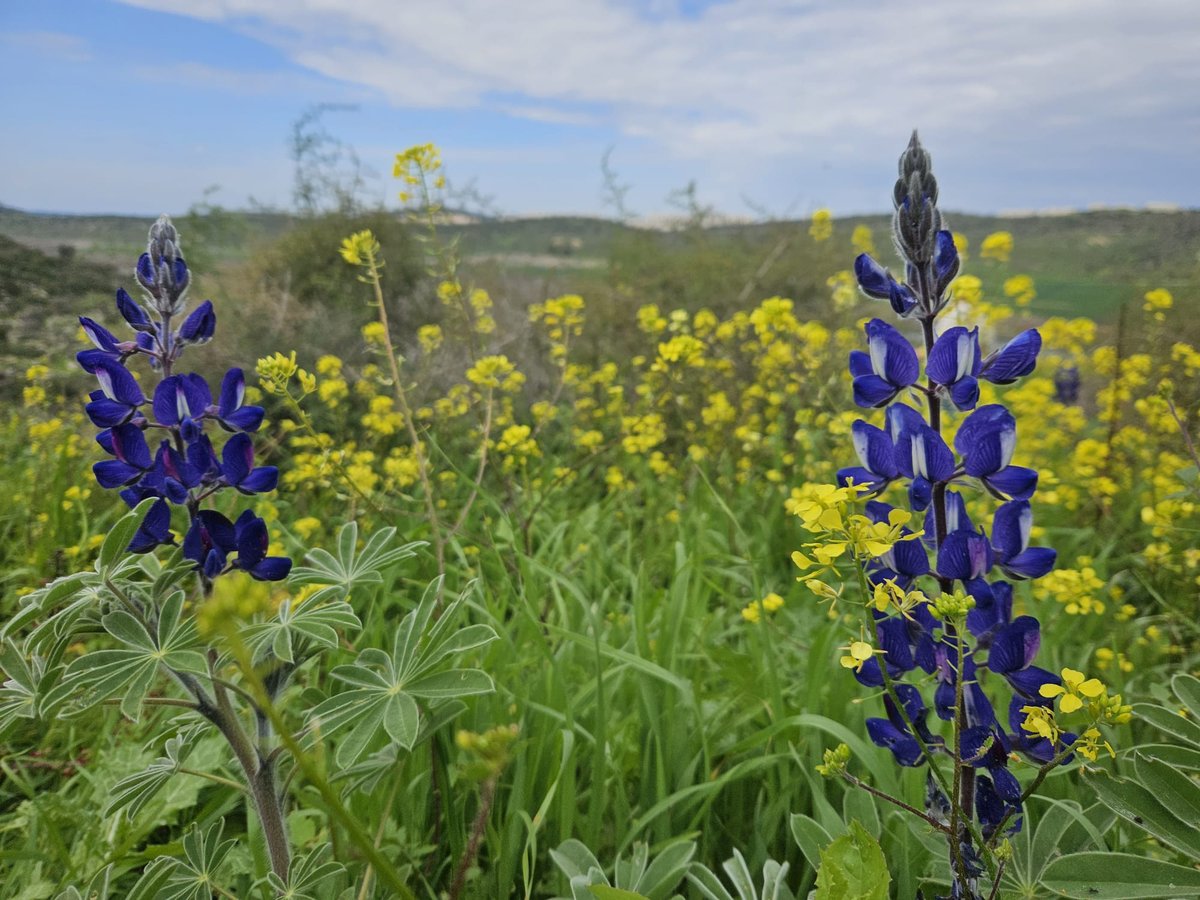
(127, 498), (173, 552)
(1002, 548), (1056, 580)
(853, 374), (899, 408)
(885, 403), (926, 443)
(221, 432), (254, 485)
(854, 253), (892, 299)
(933, 230), (959, 287)
(116, 287), (154, 332)
(179, 300), (216, 344)
(848, 350), (873, 378)
(982, 329), (1041, 384)
(79, 317), (122, 353)
(988, 616), (1041, 674)
(866, 719), (925, 766)
(937, 530), (993, 582)
(866, 319), (920, 387)
(985, 466), (1039, 501)
(927, 327), (981, 386)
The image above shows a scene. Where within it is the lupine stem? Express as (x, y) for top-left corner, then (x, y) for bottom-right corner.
(918, 287), (977, 887)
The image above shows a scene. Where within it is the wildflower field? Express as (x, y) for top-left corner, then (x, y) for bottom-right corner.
(2, 137), (1200, 900)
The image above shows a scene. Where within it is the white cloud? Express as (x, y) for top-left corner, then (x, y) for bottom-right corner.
(87, 1), (1200, 212)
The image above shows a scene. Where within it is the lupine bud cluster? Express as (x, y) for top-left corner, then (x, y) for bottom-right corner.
(78, 216), (290, 585)
(834, 134), (1067, 897)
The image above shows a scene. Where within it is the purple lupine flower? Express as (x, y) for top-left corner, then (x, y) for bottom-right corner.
(183, 509), (236, 579)
(231, 510), (292, 581)
(127, 498), (175, 553)
(932, 230), (960, 296)
(79, 215), (291, 585)
(894, 422), (955, 511)
(93, 422), (153, 488)
(981, 330), (1041, 385)
(849, 319), (920, 407)
(986, 617), (1059, 702)
(81, 354), (145, 427)
(213, 368), (264, 432)
(116, 287), (155, 333)
(837, 420), (899, 493)
(178, 300), (216, 345)
(153, 374), (212, 442)
(854, 253), (919, 316)
(990, 501), (1056, 580)
(867, 683), (940, 766)
(220, 433), (279, 495)
(954, 405), (1038, 500)
(927, 326), (982, 411)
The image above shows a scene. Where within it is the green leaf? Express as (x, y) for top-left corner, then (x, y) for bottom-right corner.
(382, 692), (419, 749)
(98, 498), (158, 573)
(1135, 702), (1200, 747)
(306, 576), (495, 775)
(1172, 673), (1200, 723)
(104, 728), (205, 819)
(589, 888), (649, 900)
(1136, 743), (1200, 771)
(406, 668), (494, 698)
(790, 813), (833, 872)
(814, 820), (889, 900)
(1042, 852), (1200, 898)
(1093, 772), (1200, 860)
(1135, 753), (1200, 829)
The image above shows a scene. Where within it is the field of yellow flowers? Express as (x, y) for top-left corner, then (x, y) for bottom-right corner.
(1, 143), (1198, 899)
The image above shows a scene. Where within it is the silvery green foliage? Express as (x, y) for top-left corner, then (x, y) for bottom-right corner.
(308, 576), (498, 767)
(685, 849), (795, 900)
(2, 505), (490, 895)
(549, 838), (696, 900)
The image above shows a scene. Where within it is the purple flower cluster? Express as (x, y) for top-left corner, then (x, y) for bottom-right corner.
(78, 216), (290, 584)
(836, 135), (1069, 893)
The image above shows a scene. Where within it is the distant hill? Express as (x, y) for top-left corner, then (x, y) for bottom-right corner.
(1, 203), (1196, 323)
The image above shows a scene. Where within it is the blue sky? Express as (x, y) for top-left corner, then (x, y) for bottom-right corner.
(1, 0), (1198, 218)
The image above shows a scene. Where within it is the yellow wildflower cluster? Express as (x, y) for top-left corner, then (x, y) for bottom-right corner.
(809, 208), (833, 242)
(466, 355), (524, 392)
(789, 483), (922, 601)
(850, 224), (875, 256)
(1143, 287), (1172, 322)
(1003, 274), (1036, 308)
(980, 231), (1014, 262)
(393, 143), (444, 202)
(339, 229), (380, 266)
(741, 592), (784, 623)
(530, 294), (585, 365)
(1033, 565), (1108, 616)
(1021, 668), (1132, 762)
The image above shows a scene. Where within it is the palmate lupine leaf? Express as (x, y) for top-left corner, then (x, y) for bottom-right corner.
(45, 588), (206, 720)
(332, 699), (467, 796)
(1, 571), (96, 641)
(684, 848), (795, 900)
(242, 593), (361, 664)
(262, 843), (346, 899)
(288, 521), (425, 604)
(550, 839), (695, 900)
(307, 577), (496, 766)
(150, 818), (238, 900)
(104, 726), (206, 820)
(0, 640), (41, 736)
(53, 861), (175, 900)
